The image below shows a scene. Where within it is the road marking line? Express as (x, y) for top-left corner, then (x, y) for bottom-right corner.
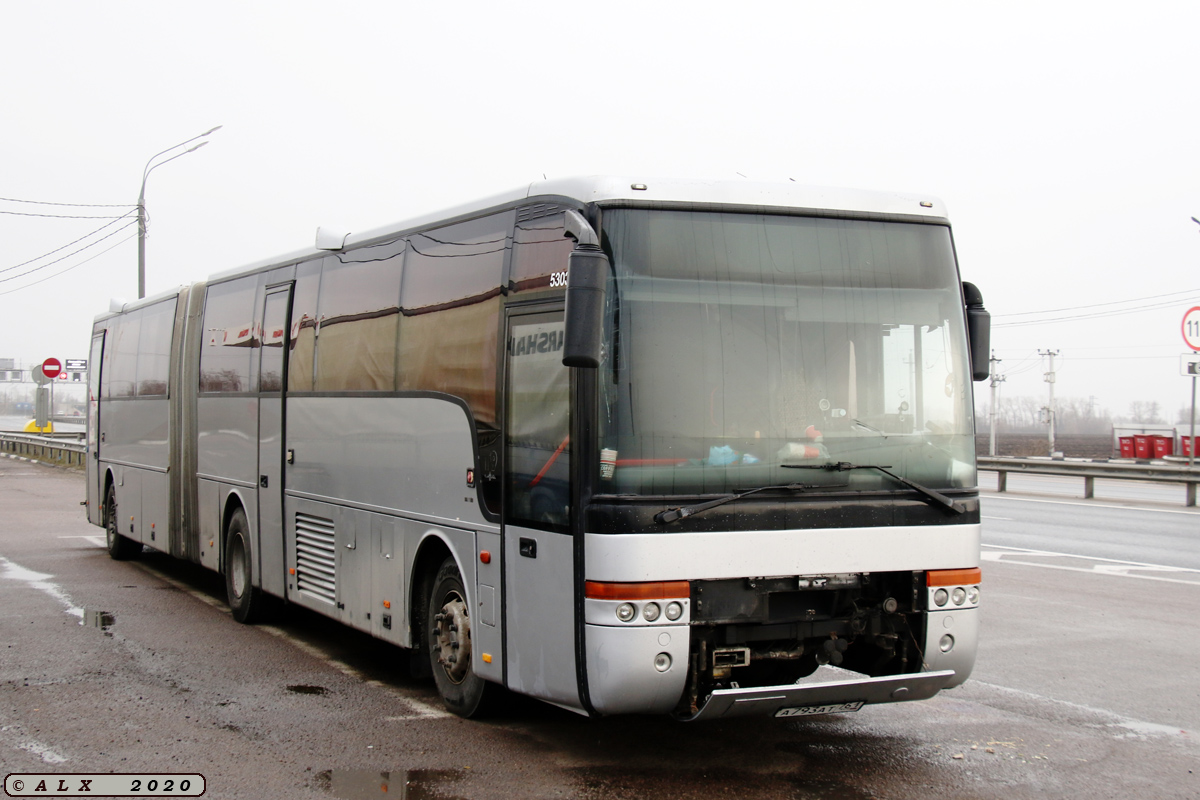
(0, 556), (84, 620)
(133, 562), (229, 612)
(981, 558), (1200, 586)
(16, 738), (69, 764)
(131, 563), (453, 720)
(57, 535), (106, 546)
(981, 546), (1200, 586)
(982, 492), (1200, 516)
(255, 624), (453, 719)
(983, 544), (1200, 573)
(972, 681), (1195, 743)
(384, 700), (455, 720)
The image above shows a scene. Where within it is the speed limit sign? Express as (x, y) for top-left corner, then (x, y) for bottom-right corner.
(1184, 307), (1200, 351)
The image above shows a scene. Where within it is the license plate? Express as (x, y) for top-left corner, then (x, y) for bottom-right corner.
(775, 701), (865, 718)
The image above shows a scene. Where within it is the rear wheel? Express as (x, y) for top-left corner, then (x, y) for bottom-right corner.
(428, 556), (498, 717)
(104, 484), (142, 561)
(224, 508), (264, 623)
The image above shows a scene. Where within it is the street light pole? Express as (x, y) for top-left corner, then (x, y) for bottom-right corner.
(1039, 349), (1059, 456)
(137, 126), (221, 298)
(1190, 217), (1200, 467)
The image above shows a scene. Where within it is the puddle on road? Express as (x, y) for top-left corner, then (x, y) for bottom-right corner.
(287, 684), (329, 695)
(319, 768), (466, 799)
(83, 608), (115, 635)
(573, 767), (876, 800)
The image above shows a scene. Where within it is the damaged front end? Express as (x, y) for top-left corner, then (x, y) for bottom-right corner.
(673, 570), (964, 721)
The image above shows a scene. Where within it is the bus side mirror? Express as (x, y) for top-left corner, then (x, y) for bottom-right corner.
(562, 210), (608, 369)
(963, 281), (990, 382)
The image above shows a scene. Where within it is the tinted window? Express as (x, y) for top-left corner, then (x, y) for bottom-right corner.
(259, 289), (290, 393)
(136, 298), (177, 396)
(397, 213), (510, 428)
(506, 313), (570, 531)
(200, 276), (258, 393)
(510, 212), (573, 292)
(598, 209), (974, 496)
(287, 259), (322, 392)
(314, 241), (404, 392)
(105, 312), (139, 398)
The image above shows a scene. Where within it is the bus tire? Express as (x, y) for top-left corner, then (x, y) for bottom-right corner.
(104, 484), (142, 561)
(224, 508), (263, 624)
(427, 556), (496, 717)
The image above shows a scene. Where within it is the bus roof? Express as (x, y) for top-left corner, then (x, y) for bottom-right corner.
(203, 176), (949, 286)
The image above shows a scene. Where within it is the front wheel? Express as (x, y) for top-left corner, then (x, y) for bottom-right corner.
(104, 484), (142, 561)
(427, 556), (498, 717)
(224, 508), (265, 623)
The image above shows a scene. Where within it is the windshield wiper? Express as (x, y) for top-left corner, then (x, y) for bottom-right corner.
(851, 419), (887, 437)
(654, 482), (820, 525)
(782, 461), (964, 514)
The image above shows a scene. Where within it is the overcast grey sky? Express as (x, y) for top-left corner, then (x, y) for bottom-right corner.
(2, 1), (1198, 420)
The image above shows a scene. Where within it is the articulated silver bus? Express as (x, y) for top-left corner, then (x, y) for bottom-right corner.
(86, 177), (990, 720)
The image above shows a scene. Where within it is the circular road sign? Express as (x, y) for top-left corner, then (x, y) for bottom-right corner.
(31, 365), (51, 386)
(1184, 306), (1200, 352)
(42, 357), (62, 379)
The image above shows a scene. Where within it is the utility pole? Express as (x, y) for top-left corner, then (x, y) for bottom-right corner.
(137, 126), (221, 298)
(988, 350), (1005, 456)
(1039, 349), (1059, 456)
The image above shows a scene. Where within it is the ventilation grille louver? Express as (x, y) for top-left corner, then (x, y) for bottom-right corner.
(295, 512), (336, 604)
(517, 203), (564, 222)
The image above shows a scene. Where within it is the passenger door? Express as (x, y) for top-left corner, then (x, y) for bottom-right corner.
(256, 283), (293, 598)
(86, 331), (105, 526)
(502, 307), (581, 709)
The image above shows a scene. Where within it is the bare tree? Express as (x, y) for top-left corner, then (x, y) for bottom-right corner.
(1127, 401), (1164, 424)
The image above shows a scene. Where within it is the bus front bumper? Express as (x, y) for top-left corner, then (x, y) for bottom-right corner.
(674, 668), (958, 722)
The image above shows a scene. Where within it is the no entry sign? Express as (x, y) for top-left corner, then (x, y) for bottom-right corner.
(42, 357), (62, 379)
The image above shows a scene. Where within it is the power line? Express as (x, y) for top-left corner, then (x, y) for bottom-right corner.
(1, 214), (138, 275)
(0, 208), (133, 219)
(994, 287), (1200, 318)
(0, 196), (134, 208)
(0, 219), (138, 284)
(0, 231), (137, 297)
(995, 294), (1200, 328)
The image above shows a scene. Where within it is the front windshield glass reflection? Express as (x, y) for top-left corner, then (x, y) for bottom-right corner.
(598, 209), (976, 497)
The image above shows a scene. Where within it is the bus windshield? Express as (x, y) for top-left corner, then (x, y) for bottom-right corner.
(597, 208), (976, 498)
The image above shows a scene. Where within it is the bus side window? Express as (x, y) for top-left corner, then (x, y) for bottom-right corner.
(314, 244), (403, 393)
(106, 309), (140, 398)
(510, 212), (574, 294)
(397, 212), (511, 517)
(199, 276), (258, 393)
(287, 259), (322, 393)
(505, 315), (570, 532)
(136, 299), (177, 397)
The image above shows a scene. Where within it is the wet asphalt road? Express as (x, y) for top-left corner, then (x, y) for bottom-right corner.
(1, 461), (1197, 799)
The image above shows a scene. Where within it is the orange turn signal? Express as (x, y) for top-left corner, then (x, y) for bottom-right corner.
(927, 568), (981, 587)
(585, 580), (690, 601)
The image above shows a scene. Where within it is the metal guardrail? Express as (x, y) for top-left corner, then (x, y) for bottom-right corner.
(3, 434), (1196, 505)
(978, 456), (1200, 507)
(0, 431), (87, 469)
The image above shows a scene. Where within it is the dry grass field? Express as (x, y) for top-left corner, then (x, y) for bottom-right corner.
(975, 433), (1116, 459)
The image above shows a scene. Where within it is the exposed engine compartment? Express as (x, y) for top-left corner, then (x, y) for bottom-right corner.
(678, 571), (925, 715)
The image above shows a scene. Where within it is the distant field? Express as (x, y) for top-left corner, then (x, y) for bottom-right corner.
(976, 433), (1115, 459)
(0, 415), (85, 434)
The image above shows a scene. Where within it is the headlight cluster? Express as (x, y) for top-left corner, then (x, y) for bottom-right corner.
(930, 583), (980, 609)
(584, 581), (690, 626)
(615, 600), (684, 623)
(926, 568), (981, 611)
